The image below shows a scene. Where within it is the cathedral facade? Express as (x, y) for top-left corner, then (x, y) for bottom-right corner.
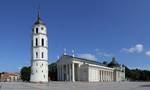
(57, 55), (125, 82)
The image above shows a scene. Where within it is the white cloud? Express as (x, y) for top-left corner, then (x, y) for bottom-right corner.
(97, 52), (113, 57)
(94, 49), (113, 57)
(122, 44), (144, 53)
(145, 51), (150, 57)
(79, 53), (97, 61)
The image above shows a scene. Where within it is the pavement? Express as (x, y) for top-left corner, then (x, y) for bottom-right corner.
(0, 81), (150, 90)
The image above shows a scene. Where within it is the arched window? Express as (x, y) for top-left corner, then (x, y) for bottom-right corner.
(42, 52), (44, 58)
(41, 27), (44, 30)
(41, 38), (44, 46)
(36, 38), (38, 46)
(36, 52), (38, 58)
(36, 28), (38, 33)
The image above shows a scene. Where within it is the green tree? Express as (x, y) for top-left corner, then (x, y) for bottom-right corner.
(48, 63), (57, 81)
(125, 66), (150, 81)
(20, 66), (31, 81)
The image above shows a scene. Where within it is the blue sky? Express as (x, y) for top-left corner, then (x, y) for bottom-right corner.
(0, 0), (150, 72)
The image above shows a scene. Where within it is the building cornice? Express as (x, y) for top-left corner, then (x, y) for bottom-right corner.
(32, 33), (48, 36)
(32, 59), (48, 62)
(33, 46), (48, 49)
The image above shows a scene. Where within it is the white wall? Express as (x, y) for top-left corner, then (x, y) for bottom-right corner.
(30, 61), (48, 82)
(88, 67), (99, 82)
(30, 22), (48, 83)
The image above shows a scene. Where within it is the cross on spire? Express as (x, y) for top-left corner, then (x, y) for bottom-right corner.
(34, 5), (44, 25)
(37, 4), (41, 20)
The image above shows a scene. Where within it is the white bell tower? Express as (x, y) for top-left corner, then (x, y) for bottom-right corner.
(30, 10), (48, 83)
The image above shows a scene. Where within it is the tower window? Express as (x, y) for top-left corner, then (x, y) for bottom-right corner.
(42, 70), (43, 72)
(36, 38), (38, 46)
(42, 52), (44, 58)
(41, 38), (44, 46)
(44, 75), (45, 78)
(41, 27), (44, 30)
(36, 63), (38, 66)
(36, 52), (38, 58)
(36, 28), (38, 33)
(36, 70), (37, 73)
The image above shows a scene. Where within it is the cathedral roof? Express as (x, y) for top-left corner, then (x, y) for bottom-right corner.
(61, 55), (106, 66)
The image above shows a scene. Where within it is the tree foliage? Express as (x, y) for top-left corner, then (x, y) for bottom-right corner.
(48, 63), (57, 81)
(125, 66), (150, 81)
(20, 66), (31, 82)
(20, 63), (57, 81)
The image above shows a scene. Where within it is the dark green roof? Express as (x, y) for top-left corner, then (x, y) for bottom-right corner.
(108, 57), (120, 67)
(34, 17), (45, 25)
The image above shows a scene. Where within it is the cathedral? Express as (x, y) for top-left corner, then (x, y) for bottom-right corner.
(57, 55), (125, 82)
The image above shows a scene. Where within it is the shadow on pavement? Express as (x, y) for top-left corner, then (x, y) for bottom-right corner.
(140, 85), (150, 87)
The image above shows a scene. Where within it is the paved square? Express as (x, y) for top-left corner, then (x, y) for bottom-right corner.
(0, 82), (150, 90)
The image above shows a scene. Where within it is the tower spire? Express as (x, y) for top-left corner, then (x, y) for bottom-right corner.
(34, 5), (44, 25)
(37, 4), (41, 20)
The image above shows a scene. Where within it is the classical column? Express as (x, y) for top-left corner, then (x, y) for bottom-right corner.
(101, 70), (102, 82)
(103, 70), (105, 82)
(110, 71), (111, 82)
(111, 72), (113, 81)
(62, 65), (64, 81)
(105, 71), (106, 82)
(105, 71), (107, 82)
(59, 65), (61, 80)
(110, 72), (111, 82)
(69, 64), (71, 81)
(65, 64), (67, 81)
(58, 65), (60, 80)
(109, 71), (110, 82)
(100, 70), (101, 82)
(59, 65), (61, 81)
(107, 71), (108, 82)
(106, 71), (107, 82)
(112, 71), (114, 81)
(111, 72), (113, 82)
(60, 65), (62, 81)
(72, 63), (75, 82)
(99, 70), (101, 82)
(57, 65), (59, 81)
